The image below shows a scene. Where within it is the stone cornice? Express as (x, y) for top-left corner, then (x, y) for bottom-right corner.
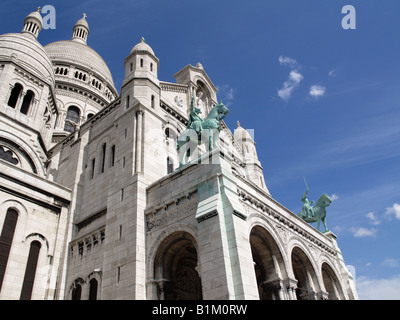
(160, 81), (188, 93)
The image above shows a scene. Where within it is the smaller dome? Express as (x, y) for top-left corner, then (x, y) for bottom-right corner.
(234, 121), (253, 142)
(25, 9), (43, 24)
(130, 37), (155, 56)
(74, 14), (89, 30)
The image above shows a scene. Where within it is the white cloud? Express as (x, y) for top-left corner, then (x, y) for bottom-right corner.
(330, 194), (339, 201)
(277, 70), (304, 101)
(357, 275), (400, 300)
(366, 212), (381, 225)
(352, 227), (377, 238)
(385, 203), (400, 220)
(309, 85), (326, 98)
(329, 69), (336, 77)
(217, 84), (235, 104)
(383, 258), (400, 268)
(279, 56), (299, 68)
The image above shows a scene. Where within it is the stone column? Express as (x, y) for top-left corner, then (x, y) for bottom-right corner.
(154, 279), (169, 300)
(135, 110), (143, 173)
(285, 278), (298, 300)
(263, 279), (285, 300)
(132, 110), (136, 173)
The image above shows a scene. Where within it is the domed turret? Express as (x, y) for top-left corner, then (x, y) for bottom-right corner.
(234, 121), (253, 144)
(71, 13), (89, 44)
(130, 37), (155, 56)
(234, 121), (269, 193)
(21, 7), (43, 40)
(123, 37), (159, 85)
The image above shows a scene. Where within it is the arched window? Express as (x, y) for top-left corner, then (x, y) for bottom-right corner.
(167, 157), (174, 174)
(140, 59), (144, 68)
(90, 158), (96, 180)
(20, 90), (35, 115)
(126, 95), (130, 109)
(87, 113), (94, 120)
(64, 106), (80, 133)
(0, 145), (19, 165)
(7, 83), (23, 109)
(0, 209), (19, 291)
(20, 241), (41, 300)
(110, 145), (116, 168)
(89, 278), (98, 300)
(72, 284), (82, 300)
(100, 143), (106, 174)
(150, 63), (153, 72)
(151, 95), (155, 109)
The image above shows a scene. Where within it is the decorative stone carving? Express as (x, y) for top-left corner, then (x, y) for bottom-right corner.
(146, 198), (198, 232)
(174, 95), (183, 108)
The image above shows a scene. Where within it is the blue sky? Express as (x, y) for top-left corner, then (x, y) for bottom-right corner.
(2, 0), (400, 299)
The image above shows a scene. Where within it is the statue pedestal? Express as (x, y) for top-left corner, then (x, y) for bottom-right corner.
(324, 230), (338, 240)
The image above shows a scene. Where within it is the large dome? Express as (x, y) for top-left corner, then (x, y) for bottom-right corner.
(0, 33), (54, 85)
(45, 40), (116, 89)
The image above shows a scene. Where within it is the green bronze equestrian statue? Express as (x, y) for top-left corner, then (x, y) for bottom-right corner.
(297, 179), (332, 233)
(176, 92), (230, 168)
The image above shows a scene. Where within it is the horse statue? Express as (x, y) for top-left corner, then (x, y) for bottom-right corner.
(297, 183), (332, 233)
(176, 93), (230, 167)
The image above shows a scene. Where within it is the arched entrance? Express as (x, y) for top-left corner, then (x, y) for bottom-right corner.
(321, 262), (345, 300)
(153, 232), (202, 300)
(250, 226), (287, 300)
(291, 247), (320, 300)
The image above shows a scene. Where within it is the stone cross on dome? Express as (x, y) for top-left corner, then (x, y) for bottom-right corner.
(82, 13), (87, 19)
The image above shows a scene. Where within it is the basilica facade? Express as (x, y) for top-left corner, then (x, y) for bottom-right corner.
(0, 9), (358, 300)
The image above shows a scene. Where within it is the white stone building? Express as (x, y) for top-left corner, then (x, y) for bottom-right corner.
(0, 9), (358, 300)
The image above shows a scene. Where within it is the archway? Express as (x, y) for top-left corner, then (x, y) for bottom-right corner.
(291, 247), (319, 300)
(153, 232), (202, 300)
(250, 226), (287, 300)
(321, 262), (345, 300)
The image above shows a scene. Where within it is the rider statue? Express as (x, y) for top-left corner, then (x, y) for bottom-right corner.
(297, 179), (332, 233)
(301, 189), (315, 220)
(187, 92), (203, 134)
